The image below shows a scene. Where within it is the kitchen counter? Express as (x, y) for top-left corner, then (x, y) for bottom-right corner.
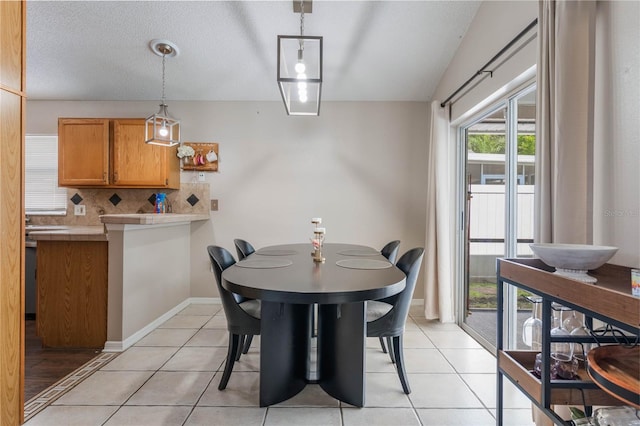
(99, 213), (209, 225)
(27, 225), (107, 241)
(26, 213), (209, 238)
(29, 214), (209, 351)
(29, 213), (209, 351)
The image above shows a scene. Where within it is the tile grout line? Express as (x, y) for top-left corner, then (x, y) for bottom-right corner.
(98, 323), (203, 425)
(23, 351), (119, 422)
(167, 309), (224, 425)
(27, 306), (508, 425)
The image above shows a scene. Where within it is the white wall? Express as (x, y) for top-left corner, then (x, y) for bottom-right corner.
(27, 100), (430, 297)
(593, 0), (640, 267)
(432, 1), (538, 121)
(105, 222), (191, 349)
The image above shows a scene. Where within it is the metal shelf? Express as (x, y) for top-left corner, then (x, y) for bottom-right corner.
(496, 258), (639, 425)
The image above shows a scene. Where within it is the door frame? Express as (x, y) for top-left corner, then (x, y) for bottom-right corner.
(455, 82), (537, 352)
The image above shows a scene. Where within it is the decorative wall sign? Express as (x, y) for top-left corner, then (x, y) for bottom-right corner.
(180, 142), (219, 171)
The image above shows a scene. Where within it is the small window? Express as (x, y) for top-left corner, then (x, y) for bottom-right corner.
(25, 135), (67, 215)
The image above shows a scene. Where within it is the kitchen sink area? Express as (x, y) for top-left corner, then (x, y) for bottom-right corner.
(25, 224), (73, 245)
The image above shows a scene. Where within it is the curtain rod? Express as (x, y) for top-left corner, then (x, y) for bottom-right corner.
(440, 18), (538, 108)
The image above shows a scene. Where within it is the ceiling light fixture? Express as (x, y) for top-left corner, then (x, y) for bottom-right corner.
(145, 39), (181, 147)
(277, 0), (323, 116)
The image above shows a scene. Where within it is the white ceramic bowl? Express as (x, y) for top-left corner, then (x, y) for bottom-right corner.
(529, 243), (618, 283)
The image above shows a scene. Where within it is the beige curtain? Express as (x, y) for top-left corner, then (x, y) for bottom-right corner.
(535, 0), (596, 245)
(424, 101), (455, 322)
(534, 2), (597, 424)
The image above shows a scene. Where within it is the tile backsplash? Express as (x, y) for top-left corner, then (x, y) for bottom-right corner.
(28, 183), (210, 226)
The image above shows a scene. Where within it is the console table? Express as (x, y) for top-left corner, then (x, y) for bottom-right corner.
(496, 258), (639, 425)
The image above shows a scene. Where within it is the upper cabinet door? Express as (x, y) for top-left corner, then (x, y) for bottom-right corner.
(0, 1), (25, 92)
(58, 119), (110, 186)
(57, 118), (180, 188)
(111, 119), (168, 187)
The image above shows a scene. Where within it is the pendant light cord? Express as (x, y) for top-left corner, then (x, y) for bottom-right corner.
(299, 0), (305, 51)
(161, 53), (166, 106)
(300, 0), (305, 36)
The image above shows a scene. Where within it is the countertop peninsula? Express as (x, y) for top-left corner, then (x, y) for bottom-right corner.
(26, 214), (209, 241)
(100, 213), (209, 225)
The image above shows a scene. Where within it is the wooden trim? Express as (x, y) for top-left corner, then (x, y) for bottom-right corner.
(0, 2), (26, 423)
(0, 84), (25, 97)
(0, 89), (25, 426)
(21, 0), (26, 93)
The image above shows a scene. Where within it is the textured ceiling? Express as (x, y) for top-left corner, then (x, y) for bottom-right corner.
(26, 1), (480, 102)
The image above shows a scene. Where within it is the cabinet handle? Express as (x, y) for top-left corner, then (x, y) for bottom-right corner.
(114, 172), (118, 182)
(103, 172), (107, 182)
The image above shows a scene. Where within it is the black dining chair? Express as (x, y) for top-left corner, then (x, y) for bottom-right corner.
(366, 247), (424, 394)
(380, 240), (401, 264)
(232, 239), (258, 354)
(207, 245), (261, 390)
(377, 240), (401, 352)
(234, 238), (256, 260)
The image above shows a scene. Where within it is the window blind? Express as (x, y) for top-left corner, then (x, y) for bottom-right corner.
(25, 135), (68, 214)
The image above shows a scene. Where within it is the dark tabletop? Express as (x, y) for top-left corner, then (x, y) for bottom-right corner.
(222, 243), (406, 304)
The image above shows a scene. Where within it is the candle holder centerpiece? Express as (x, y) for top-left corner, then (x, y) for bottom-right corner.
(311, 217), (325, 263)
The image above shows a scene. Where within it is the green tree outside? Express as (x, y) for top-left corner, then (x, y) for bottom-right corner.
(468, 134), (535, 155)
(517, 135), (535, 155)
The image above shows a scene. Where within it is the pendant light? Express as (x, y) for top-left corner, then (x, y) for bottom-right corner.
(277, 0), (323, 116)
(145, 39), (181, 147)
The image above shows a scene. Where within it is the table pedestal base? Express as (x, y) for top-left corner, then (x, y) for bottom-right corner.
(318, 302), (366, 407)
(258, 301), (366, 407)
(259, 302), (312, 407)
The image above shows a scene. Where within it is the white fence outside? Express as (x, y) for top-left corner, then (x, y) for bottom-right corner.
(468, 184), (534, 281)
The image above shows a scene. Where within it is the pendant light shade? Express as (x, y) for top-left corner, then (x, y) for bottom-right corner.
(146, 103), (180, 147)
(145, 39), (181, 147)
(277, 1), (323, 116)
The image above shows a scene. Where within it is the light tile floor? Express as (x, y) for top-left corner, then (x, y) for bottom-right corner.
(25, 303), (536, 426)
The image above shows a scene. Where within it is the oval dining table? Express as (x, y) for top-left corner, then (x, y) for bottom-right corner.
(221, 243), (406, 407)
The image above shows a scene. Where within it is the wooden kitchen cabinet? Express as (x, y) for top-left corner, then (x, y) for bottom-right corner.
(58, 118), (110, 186)
(58, 118), (180, 188)
(37, 240), (108, 348)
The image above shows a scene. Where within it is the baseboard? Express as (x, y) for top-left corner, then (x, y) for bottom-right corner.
(103, 298), (193, 352)
(187, 297), (221, 304)
(102, 297), (222, 352)
(102, 341), (125, 353)
(102, 297), (420, 353)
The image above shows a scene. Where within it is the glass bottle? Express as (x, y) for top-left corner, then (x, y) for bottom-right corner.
(550, 304), (577, 379)
(562, 309), (582, 333)
(522, 297), (543, 350)
(570, 314), (593, 366)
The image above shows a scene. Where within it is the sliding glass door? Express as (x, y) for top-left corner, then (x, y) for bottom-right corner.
(458, 85), (536, 350)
